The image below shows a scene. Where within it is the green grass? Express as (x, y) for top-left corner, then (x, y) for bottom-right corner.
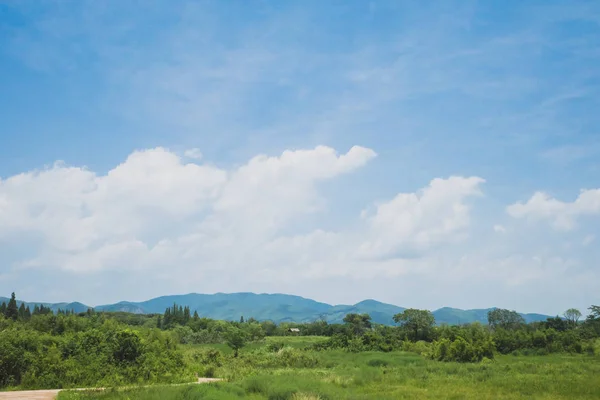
(60, 337), (600, 400)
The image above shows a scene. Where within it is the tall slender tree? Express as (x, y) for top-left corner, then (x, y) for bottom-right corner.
(6, 292), (18, 321)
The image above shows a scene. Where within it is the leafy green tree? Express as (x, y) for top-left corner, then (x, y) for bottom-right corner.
(6, 293), (18, 321)
(343, 313), (372, 336)
(240, 316), (244, 323)
(564, 308), (582, 327)
(261, 320), (277, 336)
(393, 309), (435, 341)
(0, 302), (6, 316)
(112, 329), (143, 363)
(193, 310), (199, 320)
(487, 308), (525, 330)
(224, 327), (247, 357)
(545, 316), (568, 332)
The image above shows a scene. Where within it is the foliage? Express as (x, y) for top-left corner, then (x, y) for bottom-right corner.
(224, 328), (247, 357)
(61, 343), (600, 400)
(487, 308), (525, 330)
(2, 291), (600, 395)
(0, 314), (188, 389)
(564, 308), (582, 327)
(342, 313), (372, 336)
(393, 309), (435, 341)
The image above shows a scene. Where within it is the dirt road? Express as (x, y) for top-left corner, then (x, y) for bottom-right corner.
(0, 389), (60, 400)
(0, 379), (223, 400)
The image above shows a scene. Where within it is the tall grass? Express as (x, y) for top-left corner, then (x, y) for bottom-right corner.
(60, 337), (600, 400)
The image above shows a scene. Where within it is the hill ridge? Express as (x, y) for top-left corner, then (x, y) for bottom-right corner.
(0, 293), (553, 325)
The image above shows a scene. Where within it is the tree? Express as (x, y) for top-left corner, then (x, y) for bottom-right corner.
(193, 310), (199, 320)
(113, 329), (143, 363)
(224, 328), (247, 357)
(0, 302), (6, 316)
(18, 303), (26, 320)
(564, 308), (582, 327)
(5, 293), (18, 321)
(343, 313), (372, 336)
(240, 316), (244, 323)
(487, 309), (525, 330)
(157, 315), (162, 329)
(588, 305), (600, 320)
(545, 316), (568, 332)
(393, 309), (435, 341)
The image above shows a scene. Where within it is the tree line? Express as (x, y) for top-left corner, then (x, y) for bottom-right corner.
(1, 292), (75, 322)
(2, 290), (599, 380)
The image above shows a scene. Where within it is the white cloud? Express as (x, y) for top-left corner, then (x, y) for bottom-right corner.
(184, 148), (203, 159)
(1, 146), (598, 315)
(358, 176), (485, 259)
(0, 145), (488, 285)
(507, 189), (600, 230)
(0, 145), (376, 274)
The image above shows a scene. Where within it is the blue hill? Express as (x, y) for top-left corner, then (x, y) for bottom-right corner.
(1, 293), (553, 325)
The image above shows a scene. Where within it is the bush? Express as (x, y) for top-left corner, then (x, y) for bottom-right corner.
(431, 336), (494, 363)
(403, 340), (432, 356)
(0, 319), (188, 390)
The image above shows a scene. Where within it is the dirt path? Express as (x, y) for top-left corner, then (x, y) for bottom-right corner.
(0, 378), (223, 400)
(0, 389), (60, 400)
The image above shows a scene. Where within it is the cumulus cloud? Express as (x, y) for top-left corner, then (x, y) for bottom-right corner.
(358, 176), (485, 259)
(0, 144), (490, 284)
(0, 146), (377, 274)
(2, 146), (598, 315)
(507, 189), (600, 230)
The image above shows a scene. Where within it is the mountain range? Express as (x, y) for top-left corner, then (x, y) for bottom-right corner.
(0, 292), (553, 325)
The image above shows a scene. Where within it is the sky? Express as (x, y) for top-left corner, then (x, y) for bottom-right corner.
(0, 0), (599, 315)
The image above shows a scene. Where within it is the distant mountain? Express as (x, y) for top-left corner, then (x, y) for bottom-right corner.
(1, 293), (553, 325)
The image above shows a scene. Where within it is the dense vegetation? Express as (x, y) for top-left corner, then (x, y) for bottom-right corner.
(59, 345), (600, 399)
(2, 291), (599, 397)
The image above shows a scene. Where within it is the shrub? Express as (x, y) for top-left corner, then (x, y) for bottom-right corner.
(431, 336), (494, 363)
(403, 340), (432, 356)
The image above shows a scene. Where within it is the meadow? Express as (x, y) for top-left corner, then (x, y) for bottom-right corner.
(3, 296), (599, 399)
(58, 336), (600, 400)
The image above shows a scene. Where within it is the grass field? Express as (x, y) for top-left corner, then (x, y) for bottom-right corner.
(59, 337), (600, 400)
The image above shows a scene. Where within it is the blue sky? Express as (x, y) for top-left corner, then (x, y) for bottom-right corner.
(1, 0), (599, 315)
